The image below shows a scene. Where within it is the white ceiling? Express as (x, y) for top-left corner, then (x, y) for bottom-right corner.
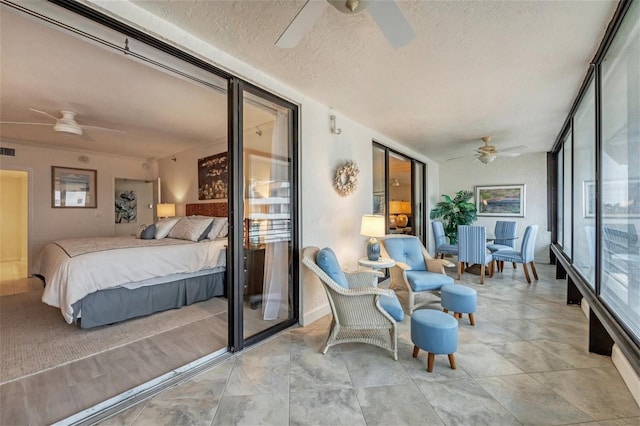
(129, 0), (617, 162)
(0, 1), (618, 163)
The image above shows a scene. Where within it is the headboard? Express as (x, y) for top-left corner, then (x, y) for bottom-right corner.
(186, 202), (228, 217)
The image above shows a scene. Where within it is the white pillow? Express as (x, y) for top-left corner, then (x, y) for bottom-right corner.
(207, 217), (228, 239)
(154, 217), (181, 239)
(168, 216), (214, 242)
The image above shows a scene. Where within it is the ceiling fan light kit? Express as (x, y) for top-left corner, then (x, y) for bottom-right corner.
(53, 111), (83, 135)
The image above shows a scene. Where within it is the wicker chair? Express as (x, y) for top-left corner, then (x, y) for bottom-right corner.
(380, 235), (455, 313)
(302, 246), (399, 360)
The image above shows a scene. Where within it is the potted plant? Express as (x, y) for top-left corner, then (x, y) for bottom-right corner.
(430, 190), (477, 244)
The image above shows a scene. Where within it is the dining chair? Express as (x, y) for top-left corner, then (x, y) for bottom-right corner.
(457, 225), (494, 284)
(487, 221), (518, 269)
(492, 225), (539, 283)
(432, 221), (458, 259)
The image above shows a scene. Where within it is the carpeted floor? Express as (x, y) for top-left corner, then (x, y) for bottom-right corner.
(0, 288), (228, 384)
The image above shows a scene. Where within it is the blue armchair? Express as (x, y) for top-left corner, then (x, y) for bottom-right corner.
(493, 225), (539, 283)
(432, 221), (458, 259)
(457, 225), (494, 284)
(381, 235), (454, 313)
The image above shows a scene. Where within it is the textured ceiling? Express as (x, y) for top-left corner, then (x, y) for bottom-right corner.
(131, 0), (617, 162)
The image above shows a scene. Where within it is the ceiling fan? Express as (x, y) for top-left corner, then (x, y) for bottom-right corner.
(0, 108), (126, 136)
(447, 136), (526, 164)
(276, 0), (415, 49)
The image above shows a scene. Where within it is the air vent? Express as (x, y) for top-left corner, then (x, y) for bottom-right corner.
(0, 147), (16, 157)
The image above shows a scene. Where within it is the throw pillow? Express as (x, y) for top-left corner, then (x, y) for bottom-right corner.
(207, 217), (228, 239)
(316, 247), (348, 288)
(141, 224), (156, 239)
(168, 216), (213, 242)
(155, 217), (181, 239)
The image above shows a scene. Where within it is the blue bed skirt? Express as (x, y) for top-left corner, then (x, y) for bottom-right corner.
(71, 271), (226, 329)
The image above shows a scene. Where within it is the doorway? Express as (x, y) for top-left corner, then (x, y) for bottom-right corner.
(0, 169), (29, 296)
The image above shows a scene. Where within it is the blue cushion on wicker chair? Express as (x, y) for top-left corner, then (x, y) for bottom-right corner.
(379, 292), (404, 322)
(316, 247), (349, 288)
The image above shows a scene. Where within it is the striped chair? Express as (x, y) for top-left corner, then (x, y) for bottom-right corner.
(493, 225), (539, 284)
(457, 225), (494, 284)
(487, 221), (518, 270)
(432, 221), (458, 259)
(487, 221), (517, 252)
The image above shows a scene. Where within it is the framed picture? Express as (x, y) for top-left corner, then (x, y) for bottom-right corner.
(583, 179), (640, 218)
(51, 166), (97, 208)
(198, 152), (228, 200)
(475, 184), (525, 217)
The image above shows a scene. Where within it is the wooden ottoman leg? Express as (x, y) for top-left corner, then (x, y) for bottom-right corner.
(443, 308), (448, 313)
(448, 354), (456, 369)
(427, 353), (435, 372)
(412, 345), (420, 358)
(469, 313), (476, 326)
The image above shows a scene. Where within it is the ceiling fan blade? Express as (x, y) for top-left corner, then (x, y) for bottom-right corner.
(367, 0), (415, 48)
(80, 124), (127, 134)
(0, 121), (52, 126)
(29, 108), (58, 121)
(498, 152), (521, 157)
(276, 0), (328, 48)
(446, 154), (474, 161)
(499, 144), (527, 152)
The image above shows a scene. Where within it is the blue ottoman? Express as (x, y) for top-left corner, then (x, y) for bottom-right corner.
(441, 285), (477, 326)
(411, 309), (458, 372)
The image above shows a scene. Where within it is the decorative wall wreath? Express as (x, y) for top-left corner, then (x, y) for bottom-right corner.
(333, 160), (359, 197)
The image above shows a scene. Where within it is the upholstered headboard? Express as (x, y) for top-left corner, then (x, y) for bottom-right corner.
(185, 202), (228, 217)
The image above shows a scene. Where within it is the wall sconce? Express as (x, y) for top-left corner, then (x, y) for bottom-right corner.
(330, 114), (342, 135)
(256, 126), (263, 136)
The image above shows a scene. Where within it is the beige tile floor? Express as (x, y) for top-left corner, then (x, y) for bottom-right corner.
(102, 263), (640, 426)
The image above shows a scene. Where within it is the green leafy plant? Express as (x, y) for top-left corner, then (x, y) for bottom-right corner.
(430, 190), (477, 244)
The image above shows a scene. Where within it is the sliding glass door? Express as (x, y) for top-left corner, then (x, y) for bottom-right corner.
(237, 85), (298, 344)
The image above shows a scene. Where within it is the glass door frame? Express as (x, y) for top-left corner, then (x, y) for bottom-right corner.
(372, 141), (427, 243)
(229, 79), (300, 351)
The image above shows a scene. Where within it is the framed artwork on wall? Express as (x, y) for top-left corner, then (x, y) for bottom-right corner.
(475, 184), (526, 217)
(51, 166), (97, 208)
(198, 152), (228, 200)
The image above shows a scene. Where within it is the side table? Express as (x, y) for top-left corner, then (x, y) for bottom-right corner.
(358, 257), (396, 276)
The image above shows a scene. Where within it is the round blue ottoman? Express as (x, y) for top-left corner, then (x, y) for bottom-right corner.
(411, 309), (458, 372)
(441, 285), (477, 326)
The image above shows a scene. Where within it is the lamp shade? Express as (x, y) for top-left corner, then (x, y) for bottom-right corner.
(360, 215), (385, 237)
(156, 203), (176, 218)
(389, 201), (403, 215)
(400, 201), (412, 214)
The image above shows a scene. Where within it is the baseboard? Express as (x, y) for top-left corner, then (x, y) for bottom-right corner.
(612, 344), (640, 408)
(301, 304), (330, 327)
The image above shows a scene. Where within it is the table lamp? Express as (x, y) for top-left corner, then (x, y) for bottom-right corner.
(156, 203), (176, 219)
(360, 214), (385, 261)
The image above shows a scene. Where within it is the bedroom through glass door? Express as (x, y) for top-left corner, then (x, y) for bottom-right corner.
(241, 89), (297, 341)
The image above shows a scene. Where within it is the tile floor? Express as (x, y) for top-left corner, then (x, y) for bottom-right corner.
(102, 263), (640, 425)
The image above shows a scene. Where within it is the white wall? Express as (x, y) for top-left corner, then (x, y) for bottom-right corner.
(0, 141), (156, 267)
(439, 152), (551, 263)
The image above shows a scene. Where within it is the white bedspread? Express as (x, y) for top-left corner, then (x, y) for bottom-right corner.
(34, 236), (227, 323)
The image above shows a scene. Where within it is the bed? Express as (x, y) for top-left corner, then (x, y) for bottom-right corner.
(34, 203), (229, 328)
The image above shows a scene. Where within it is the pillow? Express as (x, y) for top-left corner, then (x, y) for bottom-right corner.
(199, 220), (214, 241)
(135, 225), (146, 239)
(168, 216), (213, 242)
(207, 217), (228, 239)
(141, 224), (156, 240)
(154, 217), (181, 239)
(316, 247), (348, 288)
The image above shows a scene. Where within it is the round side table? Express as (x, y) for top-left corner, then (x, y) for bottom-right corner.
(358, 257), (396, 274)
